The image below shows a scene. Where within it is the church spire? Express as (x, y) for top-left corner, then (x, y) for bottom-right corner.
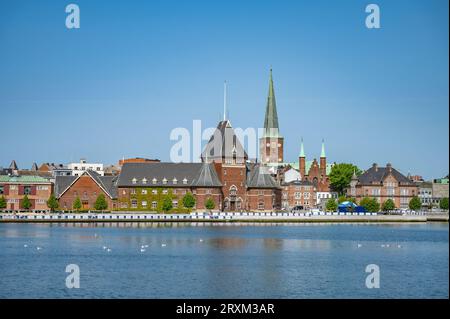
(263, 69), (281, 138)
(320, 139), (326, 158)
(299, 138), (305, 158)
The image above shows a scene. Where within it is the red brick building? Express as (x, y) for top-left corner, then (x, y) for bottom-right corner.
(55, 170), (117, 210)
(0, 175), (53, 211)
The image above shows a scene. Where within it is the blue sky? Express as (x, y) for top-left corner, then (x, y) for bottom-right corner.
(0, 0), (448, 179)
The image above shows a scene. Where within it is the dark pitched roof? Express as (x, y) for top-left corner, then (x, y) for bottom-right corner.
(357, 164), (414, 185)
(9, 160), (18, 170)
(54, 170), (118, 199)
(246, 164), (280, 189)
(201, 120), (248, 161)
(281, 180), (314, 186)
(117, 162), (222, 188)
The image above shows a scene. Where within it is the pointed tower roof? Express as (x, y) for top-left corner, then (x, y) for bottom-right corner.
(263, 69), (281, 138)
(351, 168), (358, 180)
(192, 162), (222, 187)
(31, 163), (39, 171)
(320, 139), (326, 158)
(9, 160), (18, 170)
(299, 138), (305, 158)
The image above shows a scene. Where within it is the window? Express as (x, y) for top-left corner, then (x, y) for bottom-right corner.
(152, 178), (157, 184)
(152, 189), (157, 195)
(37, 186), (49, 191)
(24, 186), (32, 195)
(172, 200), (178, 207)
(162, 189), (168, 194)
(183, 178), (188, 184)
(120, 203), (128, 209)
(162, 178), (167, 185)
(131, 189), (136, 195)
(294, 192), (301, 199)
(224, 169), (227, 175)
(206, 189), (212, 195)
(37, 199), (45, 204)
(142, 201), (147, 207)
(258, 201), (264, 210)
(236, 199), (241, 209)
(152, 201), (157, 209)
(173, 178), (177, 184)
(141, 189), (147, 195)
(132, 178), (137, 184)
(10, 185), (17, 191)
(142, 178), (147, 184)
(131, 200), (138, 208)
(304, 192), (310, 199)
(400, 189), (409, 196)
(372, 188), (381, 196)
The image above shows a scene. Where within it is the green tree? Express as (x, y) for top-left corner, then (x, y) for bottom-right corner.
(205, 198), (215, 210)
(409, 196), (421, 211)
(22, 195), (32, 210)
(359, 197), (380, 212)
(182, 192), (196, 209)
(439, 197), (449, 210)
(73, 197), (82, 211)
(94, 194), (108, 211)
(46, 194), (59, 212)
(325, 199), (338, 212)
(0, 196), (6, 209)
(161, 195), (173, 213)
(329, 163), (361, 195)
(382, 199), (396, 211)
(338, 195), (356, 204)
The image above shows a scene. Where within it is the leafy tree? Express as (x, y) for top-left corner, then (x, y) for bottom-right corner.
(325, 199), (338, 212)
(409, 196), (421, 211)
(382, 199), (396, 211)
(94, 194), (108, 211)
(182, 192), (196, 209)
(338, 195), (356, 204)
(46, 194), (59, 212)
(359, 197), (380, 212)
(73, 197), (82, 211)
(0, 196), (6, 209)
(439, 197), (449, 210)
(329, 163), (362, 195)
(22, 195), (32, 210)
(161, 195), (173, 213)
(205, 198), (215, 210)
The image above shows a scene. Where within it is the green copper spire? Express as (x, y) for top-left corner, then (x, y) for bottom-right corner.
(263, 69), (281, 138)
(320, 139), (326, 158)
(299, 138), (305, 157)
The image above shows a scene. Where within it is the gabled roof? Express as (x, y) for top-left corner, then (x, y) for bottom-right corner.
(54, 170), (118, 199)
(357, 164), (414, 185)
(117, 162), (222, 188)
(191, 162), (222, 187)
(201, 120), (248, 161)
(246, 164), (280, 189)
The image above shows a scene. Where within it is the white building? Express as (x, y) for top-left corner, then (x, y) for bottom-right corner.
(316, 191), (338, 208)
(68, 159), (104, 176)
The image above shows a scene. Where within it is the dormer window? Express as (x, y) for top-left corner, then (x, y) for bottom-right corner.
(152, 178), (157, 184)
(132, 178), (137, 185)
(183, 178), (188, 185)
(173, 178), (177, 184)
(142, 178), (147, 184)
(162, 178), (167, 185)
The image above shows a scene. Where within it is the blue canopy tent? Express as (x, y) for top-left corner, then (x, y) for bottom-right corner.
(338, 201), (357, 213)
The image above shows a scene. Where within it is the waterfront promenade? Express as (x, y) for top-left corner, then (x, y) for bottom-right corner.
(0, 211), (448, 223)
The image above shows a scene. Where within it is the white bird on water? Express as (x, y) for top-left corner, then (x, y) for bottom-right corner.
(161, 244), (167, 247)
(381, 244), (385, 248)
(199, 239), (204, 242)
(357, 244), (362, 248)
(107, 248), (112, 252)
(140, 248), (146, 253)
(102, 246), (107, 250)
(36, 247), (42, 251)
(386, 244), (390, 248)
(398, 244), (402, 248)
(24, 244), (28, 248)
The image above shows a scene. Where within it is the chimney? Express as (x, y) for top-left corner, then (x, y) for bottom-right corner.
(372, 163), (378, 172)
(386, 163), (392, 172)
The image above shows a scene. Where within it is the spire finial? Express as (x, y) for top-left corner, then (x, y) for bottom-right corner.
(299, 137), (305, 158)
(223, 81), (227, 121)
(320, 139), (326, 158)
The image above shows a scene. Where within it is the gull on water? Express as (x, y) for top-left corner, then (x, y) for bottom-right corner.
(161, 244), (167, 247)
(24, 244), (28, 248)
(357, 244), (362, 248)
(107, 248), (112, 252)
(36, 247), (42, 251)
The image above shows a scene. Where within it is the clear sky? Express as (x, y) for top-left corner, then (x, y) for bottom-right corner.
(0, 0), (448, 179)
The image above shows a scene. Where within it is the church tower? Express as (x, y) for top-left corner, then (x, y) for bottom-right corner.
(260, 69), (284, 165)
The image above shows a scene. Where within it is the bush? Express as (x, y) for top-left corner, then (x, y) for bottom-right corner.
(0, 196), (6, 209)
(382, 199), (396, 211)
(94, 194), (108, 211)
(73, 197), (82, 211)
(205, 198), (215, 210)
(325, 199), (338, 212)
(47, 194), (59, 212)
(359, 197), (380, 212)
(161, 196), (173, 213)
(22, 195), (32, 210)
(439, 197), (449, 210)
(409, 196), (421, 211)
(182, 192), (196, 209)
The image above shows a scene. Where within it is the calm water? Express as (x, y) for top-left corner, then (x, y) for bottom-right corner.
(0, 222), (448, 298)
